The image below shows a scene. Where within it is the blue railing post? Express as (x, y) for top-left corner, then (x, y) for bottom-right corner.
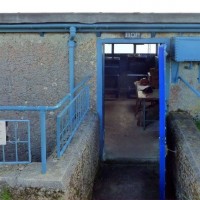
(40, 110), (47, 174)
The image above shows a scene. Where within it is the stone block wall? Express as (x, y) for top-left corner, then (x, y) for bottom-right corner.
(167, 111), (200, 200)
(0, 112), (99, 200)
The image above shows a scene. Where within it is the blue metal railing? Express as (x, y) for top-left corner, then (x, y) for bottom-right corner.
(178, 76), (200, 97)
(57, 85), (89, 157)
(0, 75), (91, 174)
(0, 120), (31, 164)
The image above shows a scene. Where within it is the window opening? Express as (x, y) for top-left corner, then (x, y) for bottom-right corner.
(136, 44), (157, 54)
(114, 44), (134, 54)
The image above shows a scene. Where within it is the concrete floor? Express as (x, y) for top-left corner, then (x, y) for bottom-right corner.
(92, 99), (162, 200)
(92, 163), (159, 200)
(104, 99), (159, 162)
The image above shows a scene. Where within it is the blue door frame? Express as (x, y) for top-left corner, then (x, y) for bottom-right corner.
(97, 38), (169, 200)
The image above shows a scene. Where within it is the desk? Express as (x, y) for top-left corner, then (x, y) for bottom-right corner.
(135, 81), (159, 129)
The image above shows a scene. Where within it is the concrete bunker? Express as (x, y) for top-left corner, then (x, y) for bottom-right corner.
(0, 13), (200, 199)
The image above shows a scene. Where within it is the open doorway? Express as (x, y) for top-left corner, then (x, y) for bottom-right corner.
(97, 39), (167, 199)
(103, 43), (160, 162)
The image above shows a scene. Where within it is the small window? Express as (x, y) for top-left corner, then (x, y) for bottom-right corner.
(136, 44), (156, 54)
(104, 44), (112, 54)
(114, 44), (134, 54)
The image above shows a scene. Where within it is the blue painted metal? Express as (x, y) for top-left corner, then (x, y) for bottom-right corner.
(2, 23), (200, 33)
(159, 44), (166, 200)
(69, 26), (76, 94)
(198, 64), (200, 83)
(171, 61), (179, 83)
(68, 27), (77, 123)
(40, 111), (47, 174)
(69, 40), (75, 94)
(178, 76), (200, 97)
(0, 120), (31, 164)
(172, 37), (200, 61)
(97, 39), (105, 159)
(57, 85), (90, 157)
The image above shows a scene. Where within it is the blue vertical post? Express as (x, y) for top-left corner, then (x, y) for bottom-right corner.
(68, 26), (76, 94)
(68, 27), (76, 124)
(28, 120), (31, 163)
(40, 110), (47, 174)
(56, 116), (61, 158)
(159, 45), (166, 200)
(69, 43), (75, 95)
(97, 40), (104, 159)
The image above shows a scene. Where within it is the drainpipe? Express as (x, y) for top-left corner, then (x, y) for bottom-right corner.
(68, 27), (76, 122)
(68, 26), (76, 95)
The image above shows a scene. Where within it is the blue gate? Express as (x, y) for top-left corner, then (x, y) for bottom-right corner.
(0, 120), (31, 164)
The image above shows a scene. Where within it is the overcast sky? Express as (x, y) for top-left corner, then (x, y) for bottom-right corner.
(0, 0), (199, 13)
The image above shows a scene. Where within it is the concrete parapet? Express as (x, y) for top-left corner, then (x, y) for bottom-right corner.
(0, 112), (99, 200)
(167, 111), (200, 200)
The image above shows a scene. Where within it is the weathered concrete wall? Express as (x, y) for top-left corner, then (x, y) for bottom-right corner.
(169, 62), (200, 118)
(2, 32), (200, 116)
(0, 33), (70, 161)
(167, 111), (200, 200)
(1, 31), (200, 161)
(75, 33), (97, 110)
(0, 33), (97, 161)
(0, 112), (99, 200)
(0, 33), (69, 106)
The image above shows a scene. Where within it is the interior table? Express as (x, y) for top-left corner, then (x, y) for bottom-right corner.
(137, 89), (159, 130)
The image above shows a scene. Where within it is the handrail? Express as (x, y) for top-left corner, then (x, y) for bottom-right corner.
(0, 75), (91, 174)
(178, 76), (200, 97)
(0, 75), (91, 111)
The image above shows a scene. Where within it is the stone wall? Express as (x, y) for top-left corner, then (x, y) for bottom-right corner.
(0, 32), (97, 161)
(167, 111), (200, 200)
(0, 112), (99, 200)
(0, 33), (70, 161)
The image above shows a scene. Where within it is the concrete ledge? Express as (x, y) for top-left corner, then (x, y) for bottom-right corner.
(0, 112), (99, 200)
(1, 13), (200, 24)
(167, 111), (200, 200)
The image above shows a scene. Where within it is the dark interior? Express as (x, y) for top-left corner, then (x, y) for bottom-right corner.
(103, 43), (159, 161)
(104, 51), (158, 99)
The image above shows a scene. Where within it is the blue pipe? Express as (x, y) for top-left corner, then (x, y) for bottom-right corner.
(68, 27), (76, 94)
(68, 27), (76, 121)
(1, 23), (200, 32)
(178, 76), (200, 97)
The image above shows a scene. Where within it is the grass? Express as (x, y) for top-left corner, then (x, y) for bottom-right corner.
(0, 188), (12, 200)
(195, 120), (200, 131)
